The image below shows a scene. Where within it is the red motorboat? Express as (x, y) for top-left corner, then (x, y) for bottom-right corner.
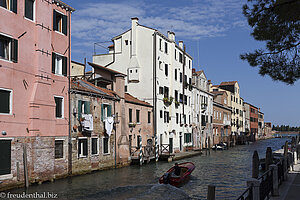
(159, 162), (195, 187)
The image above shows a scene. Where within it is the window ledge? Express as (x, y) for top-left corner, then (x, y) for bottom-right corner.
(24, 17), (35, 23)
(52, 73), (66, 77)
(55, 157), (65, 161)
(103, 153), (110, 156)
(0, 174), (13, 180)
(54, 30), (66, 36)
(0, 112), (12, 116)
(0, 6), (14, 14)
(78, 156), (88, 159)
(0, 58), (13, 63)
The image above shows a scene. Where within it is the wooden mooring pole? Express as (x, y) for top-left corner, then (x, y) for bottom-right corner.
(23, 143), (29, 188)
(207, 185), (215, 200)
(266, 147), (273, 171)
(252, 150), (259, 178)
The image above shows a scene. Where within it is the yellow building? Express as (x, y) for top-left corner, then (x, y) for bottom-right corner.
(210, 81), (244, 135)
(71, 60), (85, 77)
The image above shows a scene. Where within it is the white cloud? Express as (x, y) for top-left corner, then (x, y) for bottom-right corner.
(71, 0), (248, 57)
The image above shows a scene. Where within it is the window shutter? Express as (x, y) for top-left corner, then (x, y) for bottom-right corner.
(11, 0), (17, 14)
(78, 100), (82, 121)
(53, 10), (57, 31)
(101, 104), (104, 121)
(62, 56), (67, 76)
(83, 139), (88, 156)
(84, 101), (90, 114)
(62, 15), (68, 36)
(57, 98), (62, 118)
(52, 53), (56, 74)
(108, 105), (112, 117)
(11, 39), (18, 63)
(78, 140), (81, 157)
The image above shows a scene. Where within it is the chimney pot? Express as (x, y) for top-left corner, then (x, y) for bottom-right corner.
(167, 31), (175, 41)
(179, 41), (183, 49)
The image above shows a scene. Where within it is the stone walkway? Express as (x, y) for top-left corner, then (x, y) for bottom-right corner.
(270, 161), (300, 200)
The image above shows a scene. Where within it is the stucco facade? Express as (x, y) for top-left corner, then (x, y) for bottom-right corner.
(93, 18), (193, 153)
(244, 102), (259, 140)
(211, 91), (231, 145)
(71, 60), (85, 77)
(210, 81), (244, 135)
(0, 0), (74, 190)
(191, 70), (213, 149)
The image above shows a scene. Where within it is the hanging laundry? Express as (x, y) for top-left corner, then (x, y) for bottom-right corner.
(105, 116), (114, 136)
(82, 114), (93, 131)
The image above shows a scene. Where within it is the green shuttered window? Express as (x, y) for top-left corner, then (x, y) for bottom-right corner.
(53, 10), (68, 36)
(101, 104), (112, 121)
(78, 100), (90, 121)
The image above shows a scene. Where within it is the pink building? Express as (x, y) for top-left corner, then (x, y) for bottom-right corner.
(0, 0), (74, 190)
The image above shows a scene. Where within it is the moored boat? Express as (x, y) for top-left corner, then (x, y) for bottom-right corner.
(159, 162), (195, 187)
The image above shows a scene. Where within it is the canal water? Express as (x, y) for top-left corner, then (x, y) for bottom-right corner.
(9, 138), (290, 200)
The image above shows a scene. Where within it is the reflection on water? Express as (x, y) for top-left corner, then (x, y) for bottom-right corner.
(9, 138), (289, 200)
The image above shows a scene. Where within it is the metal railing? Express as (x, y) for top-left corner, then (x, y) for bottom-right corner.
(236, 185), (253, 200)
(258, 168), (273, 200)
(160, 144), (171, 155)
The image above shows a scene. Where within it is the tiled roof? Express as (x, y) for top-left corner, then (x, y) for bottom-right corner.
(88, 62), (126, 76)
(108, 44), (114, 48)
(211, 91), (226, 96)
(193, 70), (204, 75)
(220, 81), (238, 86)
(71, 79), (116, 98)
(125, 93), (152, 107)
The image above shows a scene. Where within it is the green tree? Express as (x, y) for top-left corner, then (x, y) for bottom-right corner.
(241, 0), (300, 84)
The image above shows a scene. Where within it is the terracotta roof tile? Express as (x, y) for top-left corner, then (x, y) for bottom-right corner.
(220, 81), (238, 86)
(125, 93), (152, 107)
(71, 79), (116, 98)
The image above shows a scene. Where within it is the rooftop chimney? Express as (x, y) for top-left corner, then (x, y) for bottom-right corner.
(178, 41), (183, 49)
(131, 17), (139, 56)
(192, 68), (196, 73)
(167, 31), (175, 41)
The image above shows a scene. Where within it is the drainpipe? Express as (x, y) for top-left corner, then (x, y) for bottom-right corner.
(114, 100), (117, 169)
(105, 40), (115, 68)
(68, 10), (72, 175)
(153, 32), (157, 150)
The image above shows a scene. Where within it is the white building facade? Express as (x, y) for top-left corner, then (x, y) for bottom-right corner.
(191, 70), (213, 149)
(93, 18), (193, 153)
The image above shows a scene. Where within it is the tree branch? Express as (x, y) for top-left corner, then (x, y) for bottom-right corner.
(257, 41), (300, 56)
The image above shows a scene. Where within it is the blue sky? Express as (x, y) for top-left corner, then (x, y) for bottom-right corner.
(64, 0), (300, 127)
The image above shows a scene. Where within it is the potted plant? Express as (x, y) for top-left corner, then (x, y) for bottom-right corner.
(175, 100), (180, 107)
(163, 97), (169, 103)
(169, 96), (174, 104)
